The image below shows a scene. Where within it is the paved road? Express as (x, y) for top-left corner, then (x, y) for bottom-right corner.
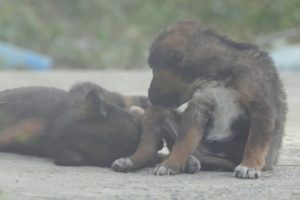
(0, 70), (299, 200)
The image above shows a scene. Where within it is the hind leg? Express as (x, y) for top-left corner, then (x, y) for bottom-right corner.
(196, 154), (235, 171)
(234, 108), (275, 179)
(0, 118), (45, 146)
(0, 118), (45, 155)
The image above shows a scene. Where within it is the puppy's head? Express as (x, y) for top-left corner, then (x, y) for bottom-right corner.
(148, 21), (233, 107)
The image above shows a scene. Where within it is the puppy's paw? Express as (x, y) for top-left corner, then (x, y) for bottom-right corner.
(129, 106), (144, 119)
(184, 155), (201, 174)
(234, 165), (261, 179)
(154, 164), (181, 176)
(111, 158), (134, 172)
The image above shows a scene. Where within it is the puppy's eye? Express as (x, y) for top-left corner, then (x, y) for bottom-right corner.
(167, 50), (183, 65)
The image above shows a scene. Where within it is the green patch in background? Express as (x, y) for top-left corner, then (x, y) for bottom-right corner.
(0, 0), (299, 69)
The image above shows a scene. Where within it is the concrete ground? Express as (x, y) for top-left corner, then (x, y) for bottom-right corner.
(0, 70), (299, 200)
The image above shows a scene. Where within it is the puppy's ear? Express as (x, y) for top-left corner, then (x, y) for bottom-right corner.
(84, 90), (107, 119)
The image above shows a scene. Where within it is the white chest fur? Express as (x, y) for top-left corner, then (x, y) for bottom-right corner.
(180, 87), (244, 141)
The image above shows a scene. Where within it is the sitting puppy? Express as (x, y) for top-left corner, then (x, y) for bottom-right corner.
(0, 82), (149, 167)
(112, 21), (287, 179)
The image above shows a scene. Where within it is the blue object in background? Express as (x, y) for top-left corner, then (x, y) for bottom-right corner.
(0, 42), (53, 70)
(270, 44), (300, 71)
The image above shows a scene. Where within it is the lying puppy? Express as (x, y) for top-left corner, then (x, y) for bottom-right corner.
(112, 21), (287, 179)
(0, 82), (148, 167)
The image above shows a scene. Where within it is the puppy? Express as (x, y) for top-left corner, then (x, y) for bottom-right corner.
(112, 21), (287, 179)
(0, 82), (149, 167)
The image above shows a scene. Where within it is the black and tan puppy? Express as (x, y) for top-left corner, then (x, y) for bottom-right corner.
(112, 21), (287, 179)
(0, 82), (149, 167)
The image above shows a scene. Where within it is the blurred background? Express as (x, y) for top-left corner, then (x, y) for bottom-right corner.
(0, 0), (299, 70)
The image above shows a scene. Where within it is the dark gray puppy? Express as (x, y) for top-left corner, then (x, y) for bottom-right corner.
(0, 82), (148, 167)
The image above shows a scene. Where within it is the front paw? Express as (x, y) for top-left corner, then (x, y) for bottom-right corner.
(111, 157), (134, 172)
(234, 165), (261, 179)
(154, 163), (181, 176)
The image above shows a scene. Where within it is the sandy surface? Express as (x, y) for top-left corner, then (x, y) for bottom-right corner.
(0, 70), (299, 200)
